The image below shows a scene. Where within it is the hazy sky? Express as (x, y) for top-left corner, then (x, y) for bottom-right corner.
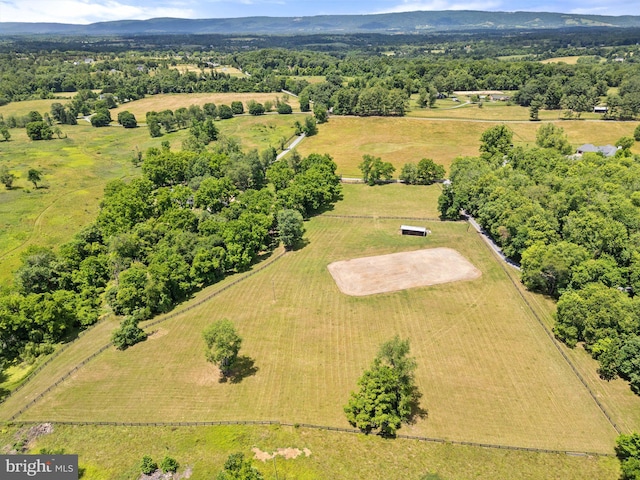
(1, 0), (638, 24)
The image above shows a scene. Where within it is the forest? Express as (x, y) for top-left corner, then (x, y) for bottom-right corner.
(439, 123), (640, 394)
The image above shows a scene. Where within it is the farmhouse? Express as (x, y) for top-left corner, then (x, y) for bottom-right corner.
(400, 225), (430, 236)
(576, 143), (618, 157)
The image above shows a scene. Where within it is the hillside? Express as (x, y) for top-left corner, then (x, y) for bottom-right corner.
(2, 10), (640, 35)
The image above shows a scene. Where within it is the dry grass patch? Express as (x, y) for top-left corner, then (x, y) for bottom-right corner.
(297, 117), (640, 176)
(328, 247), (481, 296)
(112, 93), (297, 119)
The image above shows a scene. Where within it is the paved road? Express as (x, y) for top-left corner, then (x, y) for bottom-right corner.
(276, 133), (306, 160)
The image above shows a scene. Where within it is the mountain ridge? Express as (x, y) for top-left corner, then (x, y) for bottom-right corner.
(2, 10), (640, 35)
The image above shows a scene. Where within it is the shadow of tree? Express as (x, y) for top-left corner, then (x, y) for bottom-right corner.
(219, 355), (258, 384)
(407, 385), (428, 424)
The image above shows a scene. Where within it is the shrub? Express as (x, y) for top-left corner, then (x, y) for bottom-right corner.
(91, 112), (111, 127)
(231, 101), (244, 115)
(218, 104), (233, 119)
(26, 121), (53, 140)
(160, 456), (179, 473)
(111, 316), (147, 350)
(277, 103), (292, 114)
(248, 101), (265, 115)
(140, 455), (157, 475)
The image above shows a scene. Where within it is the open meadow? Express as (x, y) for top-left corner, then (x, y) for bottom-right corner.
(0, 113), (298, 285)
(296, 116), (640, 176)
(0, 423), (619, 480)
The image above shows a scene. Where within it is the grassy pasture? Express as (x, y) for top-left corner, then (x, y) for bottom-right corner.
(501, 265), (640, 435)
(290, 75), (326, 84)
(0, 424), (618, 480)
(0, 98), (70, 118)
(296, 116), (640, 177)
(169, 64), (247, 77)
(7, 186), (619, 453)
(408, 100), (603, 121)
(111, 92), (298, 119)
(0, 123), (146, 283)
(540, 56), (581, 64)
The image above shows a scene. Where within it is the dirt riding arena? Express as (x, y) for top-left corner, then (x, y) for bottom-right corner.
(327, 247), (481, 296)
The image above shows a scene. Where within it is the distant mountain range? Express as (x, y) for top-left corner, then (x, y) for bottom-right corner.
(3, 10), (640, 36)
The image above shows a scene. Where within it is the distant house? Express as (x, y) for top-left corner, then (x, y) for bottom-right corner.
(489, 95), (510, 102)
(400, 225), (430, 237)
(576, 144), (618, 157)
(593, 105), (608, 114)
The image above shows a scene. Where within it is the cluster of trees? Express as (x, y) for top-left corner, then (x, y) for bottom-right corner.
(216, 453), (263, 480)
(439, 123), (640, 394)
(1, 167), (42, 190)
(139, 455), (179, 475)
(145, 97), (290, 138)
(344, 336), (422, 437)
(399, 158), (446, 185)
(357, 155), (445, 186)
(0, 139), (340, 365)
(515, 67), (640, 119)
(617, 432), (640, 480)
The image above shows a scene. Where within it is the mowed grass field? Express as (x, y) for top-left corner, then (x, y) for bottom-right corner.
(2, 184), (620, 454)
(296, 116), (640, 176)
(407, 100), (603, 121)
(0, 424), (619, 480)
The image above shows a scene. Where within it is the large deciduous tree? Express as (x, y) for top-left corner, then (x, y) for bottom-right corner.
(359, 154), (395, 186)
(203, 319), (242, 378)
(344, 336), (421, 437)
(277, 209), (305, 250)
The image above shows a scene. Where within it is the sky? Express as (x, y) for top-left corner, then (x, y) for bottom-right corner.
(1, 0), (638, 25)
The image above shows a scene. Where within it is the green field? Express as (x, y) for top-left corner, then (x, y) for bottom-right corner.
(0, 184), (622, 455)
(296, 116), (640, 176)
(0, 423), (619, 480)
(0, 113), (298, 285)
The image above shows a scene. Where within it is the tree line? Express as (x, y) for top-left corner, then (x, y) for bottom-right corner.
(439, 124), (640, 394)
(0, 138), (341, 366)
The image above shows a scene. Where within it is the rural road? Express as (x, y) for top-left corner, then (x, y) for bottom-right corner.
(276, 133), (306, 160)
(463, 210), (521, 270)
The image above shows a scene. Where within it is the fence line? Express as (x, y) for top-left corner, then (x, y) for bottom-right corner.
(0, 315), (111, 405)
(471, 227), (622, 435)
(6, 250), (288, 421)
(6, 419), (614, 458)
(322, 214), (445, 222)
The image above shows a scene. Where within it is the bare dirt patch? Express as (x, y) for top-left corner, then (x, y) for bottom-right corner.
(147, 328), (169, 340)
(3, 423), (54, 453)
(327, 247), (481, 296)
(252, 447), (312, 462)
